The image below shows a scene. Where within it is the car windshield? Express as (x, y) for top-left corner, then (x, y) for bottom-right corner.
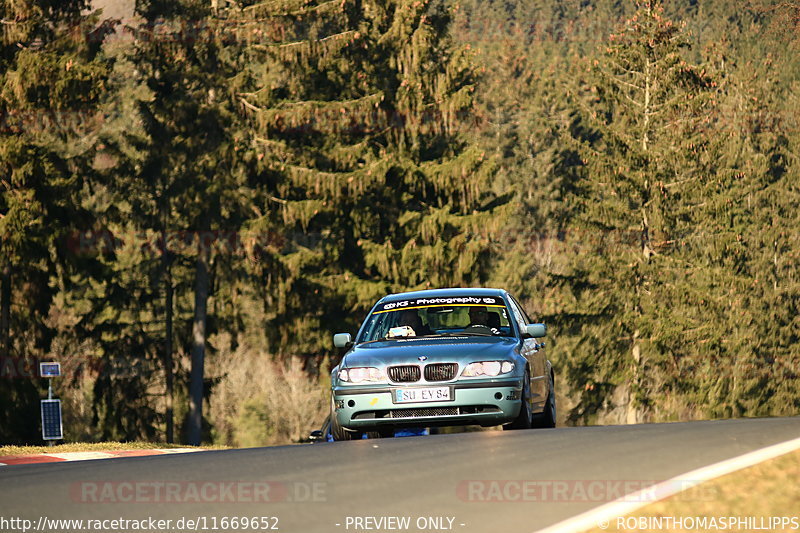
(357, 295), (514, 343)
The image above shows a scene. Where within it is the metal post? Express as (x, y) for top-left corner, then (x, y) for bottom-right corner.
(47, 378), (54, 447)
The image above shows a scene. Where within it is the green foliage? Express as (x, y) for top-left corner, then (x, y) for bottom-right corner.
(463, 0), (800, 423)
(556, 1), (720, 422)
(0, 0), (112, 442)
(2, 0), (799, 445)
(230, 0), (504, 354)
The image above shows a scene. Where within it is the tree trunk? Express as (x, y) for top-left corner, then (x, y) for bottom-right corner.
(627, 336), (642, 424)
(162, 243), (174, 444)
(187, 237), (210, 446)
(1, 265), (10, 357)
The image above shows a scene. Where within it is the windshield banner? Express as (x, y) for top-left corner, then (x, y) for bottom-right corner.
(375, 296), (504, 313)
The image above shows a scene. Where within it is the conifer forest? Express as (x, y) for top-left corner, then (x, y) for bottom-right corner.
(1, 0), (799, 445)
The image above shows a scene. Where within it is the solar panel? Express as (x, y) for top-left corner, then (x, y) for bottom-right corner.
(41, 399), (63, 440)
(39, 362), (61, 377)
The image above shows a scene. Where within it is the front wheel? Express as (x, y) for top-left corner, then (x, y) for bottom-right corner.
(330, 397), (363, 441)
(532, 373), (556, 429)
(331, 411), (364, 441)
(504, 370), (532, 430)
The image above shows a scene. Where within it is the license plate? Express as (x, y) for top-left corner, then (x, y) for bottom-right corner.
(394, 387), (451, 403)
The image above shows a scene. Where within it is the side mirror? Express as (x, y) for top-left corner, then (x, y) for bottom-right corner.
(333, 333), (352, 349)
(309, 429), (325, 443)
(523, 323), (546, 338)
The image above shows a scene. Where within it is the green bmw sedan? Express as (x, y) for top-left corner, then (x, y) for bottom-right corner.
(329, 288), (555, 441)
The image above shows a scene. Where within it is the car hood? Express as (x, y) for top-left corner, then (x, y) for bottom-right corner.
(342, 337), (519, 368)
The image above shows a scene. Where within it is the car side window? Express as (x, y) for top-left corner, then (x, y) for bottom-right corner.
(507, 298), (528, 336)
(510, 296), (532, 324)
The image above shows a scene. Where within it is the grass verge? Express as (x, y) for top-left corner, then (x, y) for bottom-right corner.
(0, 442), (227, 456)
(586, 449), (800, 532)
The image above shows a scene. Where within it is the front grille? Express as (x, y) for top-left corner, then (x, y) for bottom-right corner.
(388, 365), (421, 383)
(424, 363), (458, 381)
(390, 407), (459, 418)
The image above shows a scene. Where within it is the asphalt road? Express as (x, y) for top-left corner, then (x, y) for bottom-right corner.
(2, 417), (799, 533)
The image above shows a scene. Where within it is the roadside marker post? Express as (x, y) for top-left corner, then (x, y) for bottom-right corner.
(39, 362), (63, 445)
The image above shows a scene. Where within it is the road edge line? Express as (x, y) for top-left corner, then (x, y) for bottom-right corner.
(534, 434), (800, 533)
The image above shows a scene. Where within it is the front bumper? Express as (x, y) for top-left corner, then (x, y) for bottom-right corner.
(332, 377), (523, 430)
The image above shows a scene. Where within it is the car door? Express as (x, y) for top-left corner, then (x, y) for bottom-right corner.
(508, 296), (547, 406)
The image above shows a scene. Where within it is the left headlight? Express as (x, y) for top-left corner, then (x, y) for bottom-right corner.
(338, 367), (385, 383)
(461, 361), (515, 377)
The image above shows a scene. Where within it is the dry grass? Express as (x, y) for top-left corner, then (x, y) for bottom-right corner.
(91, 0), (134, 20)
(585, 449), (800, 533)
(0, 441), (217, 457)
(207, 334), (329, 447)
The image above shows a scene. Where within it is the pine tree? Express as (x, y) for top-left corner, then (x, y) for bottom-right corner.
(558, 1), (719, 423)
(228, 0), (504, 355)
(681, 39), (800, 418)
(449, 0), (586, 305)
(84, 0), (250, 444)
(0, 0), (112, 442)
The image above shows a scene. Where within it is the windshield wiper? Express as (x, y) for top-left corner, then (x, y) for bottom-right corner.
(360, 332), (494, 344)
(434, 332), (493, 337)
(359, 337), (391, 345)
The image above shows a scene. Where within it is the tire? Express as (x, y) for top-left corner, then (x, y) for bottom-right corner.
(504, 370), (533, 430)
(330, 397), (363, 441)
(532, 373), (556, 429)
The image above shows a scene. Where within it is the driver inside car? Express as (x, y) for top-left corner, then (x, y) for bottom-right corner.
(468, 306), (489, 326)
(468, 306), (500, 334)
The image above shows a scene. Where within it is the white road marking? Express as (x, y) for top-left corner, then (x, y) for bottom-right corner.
(535, 434), (800, 533)
(46, 452), (115, 460)
(0, 448), (205, 467)
(154, 448), (204, 454)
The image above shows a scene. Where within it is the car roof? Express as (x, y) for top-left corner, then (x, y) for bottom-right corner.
(380, 287), (508, 303)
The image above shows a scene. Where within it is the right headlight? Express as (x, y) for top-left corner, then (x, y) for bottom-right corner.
(461, 361), (515, 377)
(338, 367), (385, 383)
